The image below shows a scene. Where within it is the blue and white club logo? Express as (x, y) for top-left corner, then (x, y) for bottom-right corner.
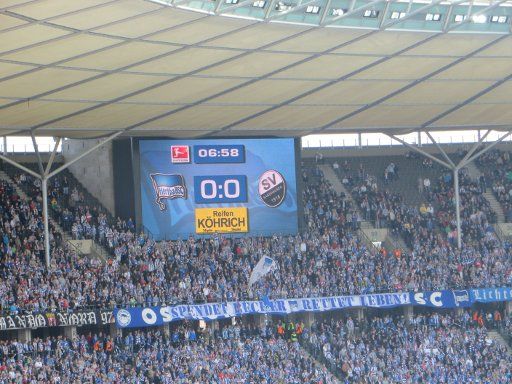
(116, 309), (132, 327)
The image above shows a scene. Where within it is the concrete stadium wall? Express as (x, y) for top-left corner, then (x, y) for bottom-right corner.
(62, 139), (115, 214)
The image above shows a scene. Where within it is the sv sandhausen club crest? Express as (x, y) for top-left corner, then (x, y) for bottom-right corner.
(150, 173), (187, 211)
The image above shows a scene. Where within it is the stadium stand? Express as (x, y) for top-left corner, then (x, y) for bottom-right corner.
(1, 155), (511, 315)
(0, 321), (336, 383)
(2, 0), (512, 381)
(305, 311), (512, 383)
(477, 149), (512, 222)
(2, 151), (512, 381)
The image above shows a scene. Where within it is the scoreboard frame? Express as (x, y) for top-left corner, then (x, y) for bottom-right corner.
(121, 137), (303, 240)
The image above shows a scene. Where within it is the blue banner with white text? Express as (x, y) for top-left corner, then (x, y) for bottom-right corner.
(409, 290), (472, 308)
(471, 287), (512, 303)
(114, 287), (510, 328)
(114, 292), (409, 328)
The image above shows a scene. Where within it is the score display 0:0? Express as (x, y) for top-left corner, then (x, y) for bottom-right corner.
(193, 175), (248, 203)
(193, 144), (245, 164)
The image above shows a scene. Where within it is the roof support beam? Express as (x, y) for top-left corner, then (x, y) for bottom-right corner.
(0, 131), (122, 266)
(386, 133), (453, 170)
(459, 129), (491, 165)
(386, 128), (512, 249)
(0, 153), (41, 179)
(107, 30), (377, 137)
(464, 130), (512, 166)
(425, 131), (455, 168)
(320, 0), (333, 25)
(264, 0), (277, 18)
(379, 0), (391, 29)
(30, 131), (45, 176)
(47, 131), (123, 179)
(45, 137), (61, 176)
(309, 33), (507, 134)
(448, 0), (509, 30)
(442, 3), (454, 32)
(422, 72), (512, 129)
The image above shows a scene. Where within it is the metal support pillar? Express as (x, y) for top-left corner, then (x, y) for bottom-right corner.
(31, 133), (44, 176)
(45, 138), (61, 176)
(358, 132), (362, 149)
(417, 131), (422, 147)
(460, 129), (491, 166)
(454, 167), (462, 249)
(42, 177), (50, 266)
(388, 134), (452, 169)
(1, 131), (122, 267)
(0, 153), (41, 178)
(47, 132), (123, 179)
(425, 131), (455, 168)
(462, 130), (512, 166)
(2, 136), (6, 156)
(388, 129), (512, 249)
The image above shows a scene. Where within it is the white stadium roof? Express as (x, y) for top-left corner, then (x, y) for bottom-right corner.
(0, 0), (512, 139)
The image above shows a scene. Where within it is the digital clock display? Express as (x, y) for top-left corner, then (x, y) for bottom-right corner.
(194, 175), (247, 204)
(194, 144), (245, 164)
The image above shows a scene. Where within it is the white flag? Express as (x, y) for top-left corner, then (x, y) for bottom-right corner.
(249, 256), (275, 287)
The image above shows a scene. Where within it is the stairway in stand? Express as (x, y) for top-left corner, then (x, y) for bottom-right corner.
(319, 164), (372, 229)
(488, 330), (512, 355)
(299, 344), (342, 384)
(465, 162), (505, 223)
(319, 164), (410, 254)
(0, 169), (107, 262)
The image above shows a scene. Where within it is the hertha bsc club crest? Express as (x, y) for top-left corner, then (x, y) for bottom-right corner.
(150, 173), (187, 211)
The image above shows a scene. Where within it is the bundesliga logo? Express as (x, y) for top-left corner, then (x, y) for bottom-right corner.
(171, 145), (190, 164)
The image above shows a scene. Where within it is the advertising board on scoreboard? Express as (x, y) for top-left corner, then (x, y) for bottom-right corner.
(139, 138), (298, 240)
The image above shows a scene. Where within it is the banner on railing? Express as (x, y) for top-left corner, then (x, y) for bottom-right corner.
(114, 292), (410, 328)
(410, 290), (472, 308)
(471, 287), (512, 303)
(114, 287), (512, 328)
(0, 309), (113, 331)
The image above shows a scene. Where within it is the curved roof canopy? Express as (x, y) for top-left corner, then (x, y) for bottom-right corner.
(0, 0), (511, 138)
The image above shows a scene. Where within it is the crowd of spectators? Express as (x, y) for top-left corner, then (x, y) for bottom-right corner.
(477, 149), (512, 221)
(2, 154), (512, 382)
(333, 157), (510, 292)
(0, 321), (335, 383)
(0, 179), (75, 314)
(1, 154), (512, 314)
(306, 312), (512, 383)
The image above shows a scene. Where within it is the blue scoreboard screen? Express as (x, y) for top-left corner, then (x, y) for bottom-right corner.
(139, 138), (298, 240)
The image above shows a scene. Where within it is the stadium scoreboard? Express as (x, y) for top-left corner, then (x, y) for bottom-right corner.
(139, 138), (298, 240)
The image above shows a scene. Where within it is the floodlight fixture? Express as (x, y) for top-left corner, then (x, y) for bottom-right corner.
(363, 9), (379, 18)
(426, 13), (442, 21)
(306, 5), (320, 13)
(332, 8), (348, 16)
(275, 1), (293, 11)
(472, 14), (487, 23)
(391, 11), (406, 19)
(490, 15), (508, 23)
